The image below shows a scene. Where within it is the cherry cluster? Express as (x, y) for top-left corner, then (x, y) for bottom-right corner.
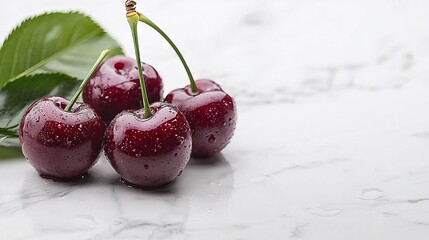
(18, 2), (237, 189)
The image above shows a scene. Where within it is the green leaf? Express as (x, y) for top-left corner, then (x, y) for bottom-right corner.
(0, 12), (123, 88)
(0, 73), (80, 136)
(0, 146), (23, 160)
(0, 127), (19, 147)
(0, 136), (20, 148)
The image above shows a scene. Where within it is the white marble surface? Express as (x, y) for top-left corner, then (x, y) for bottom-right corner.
(2, 0), (429, 239)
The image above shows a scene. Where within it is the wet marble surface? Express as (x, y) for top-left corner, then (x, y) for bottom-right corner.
(1, 0), (429, 239)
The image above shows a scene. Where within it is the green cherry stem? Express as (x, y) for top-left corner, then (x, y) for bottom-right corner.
(138, 13), (198, 93)
(127, 13), (152, 118)
(65, 49), (110, 112)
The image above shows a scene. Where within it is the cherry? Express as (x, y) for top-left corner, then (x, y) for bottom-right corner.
(103, 9), (192, 189)
(82, 55), (163, 122)
(19, 97), (105, 180)
(165, 79), (237, 158)
(128, 1), (237, 158)
(19, 50), (109, 180)
(104, 102), (192, 188)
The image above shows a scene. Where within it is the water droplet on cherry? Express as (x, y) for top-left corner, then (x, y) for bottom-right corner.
(208, 135), (216, 143)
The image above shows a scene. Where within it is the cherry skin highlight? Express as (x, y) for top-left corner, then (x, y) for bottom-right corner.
(19, 96), (105, 180)
(104, 102), (192, 189)
(83, 56), (163, 122)
(165, 79), (237, 158)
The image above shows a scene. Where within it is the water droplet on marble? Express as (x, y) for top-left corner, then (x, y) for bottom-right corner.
(359, 188), (386, 200)
(308, 207), (343, 217)
(74, 214), (96, 230)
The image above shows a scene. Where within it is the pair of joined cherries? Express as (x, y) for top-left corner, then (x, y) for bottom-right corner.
(19, 3), (237, 189)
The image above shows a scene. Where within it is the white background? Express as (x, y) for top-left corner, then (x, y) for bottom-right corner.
(1, 1), (429, 239)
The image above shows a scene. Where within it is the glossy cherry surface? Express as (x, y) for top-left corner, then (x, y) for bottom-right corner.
(83, 56), (163, 122)
(165, 79), (237, 158)
(19, 96), (105, 180)
(104, 102), (192, 189)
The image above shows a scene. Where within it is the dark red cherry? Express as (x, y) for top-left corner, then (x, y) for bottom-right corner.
(104, 102), (192, 189)
(19, 96), (105, 180)
(83, 56), (163, 122)
(165, 79), (237, 158)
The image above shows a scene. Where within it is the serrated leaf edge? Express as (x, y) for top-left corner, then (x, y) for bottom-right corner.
(0, 11), (123, 87)
(2, 72), (79, 89)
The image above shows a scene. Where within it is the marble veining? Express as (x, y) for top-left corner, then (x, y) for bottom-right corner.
(2, 0), (429, 239)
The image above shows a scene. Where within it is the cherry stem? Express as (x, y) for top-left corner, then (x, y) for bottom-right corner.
(138, 13), (198, 93)
(65, 49), (110, 112)
(128, 14), (152, 118)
